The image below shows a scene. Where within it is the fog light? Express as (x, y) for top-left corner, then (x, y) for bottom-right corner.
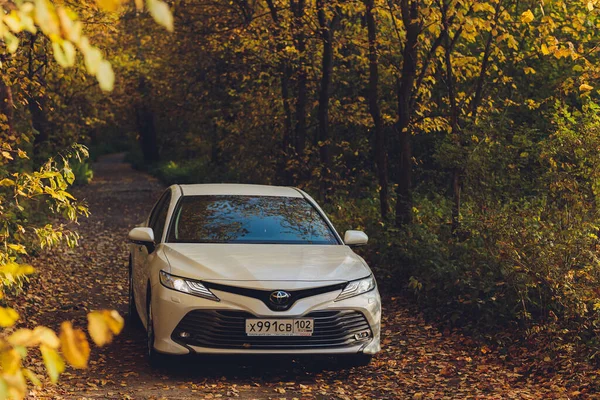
(179, 331), (190, 338)
(354, 330), (370, 340)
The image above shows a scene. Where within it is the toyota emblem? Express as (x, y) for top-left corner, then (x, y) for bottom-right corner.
(270, 290), (291, 305)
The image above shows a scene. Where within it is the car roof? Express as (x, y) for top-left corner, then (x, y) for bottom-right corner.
(177, 184), (304, 198)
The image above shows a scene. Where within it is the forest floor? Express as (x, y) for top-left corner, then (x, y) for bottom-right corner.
(19, 154), (600, 399)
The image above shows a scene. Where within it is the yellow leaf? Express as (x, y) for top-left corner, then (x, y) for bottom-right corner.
(0, 308), (19, 328)
(62, 41), (76, 66)
(34, 0), (60, 36)
(1, 151), (13, 160)
(83, 46), (102, 75)
(40, 344), (64, 383)
(96, 0), (122, 12)
(23, 369), (41, 387)
(87, 310), (124, 346)
(4, 12), (22, 33)
(60, 321), (90, 369)
(580, 83), (594, 92)
(52, 41), (70, 67)
(105, 310), (124, 334)
(0, 178), (15, 186)
(7, 244), (27, 254)
(523, 67), (536, 74)
(17, 264), (35, 276)
(554, 48), (570, 59)
(147, 0), (174, 32)
(4, 32), (19, 53)
(33, 326), (60, 348)
(521, 10), (534, 23)
(2, 369), (26, 400)
(7, 329), (35, 347)
(0, 349), (21, 374)
(588, 1), (594, 11)
(541, 44), (550, 55)
(96, 60), (114, 92)
(473, 3), (495, 13)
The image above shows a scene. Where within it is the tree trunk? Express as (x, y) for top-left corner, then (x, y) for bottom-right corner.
(471, 2), (501, 120)
(211, 121), (220, 165)
(291, 0), (307, 156)
(441, 0), (462, 235)
(27, 35), (51, 160)
(136, 76), (159, 164)
(365, 0), (389, 220)
(317, 0), (339, 201)
(266, 0), (294, 185)
(30, 96), (49, 156)
(281, 64), (293, 157)
(295, 70), (307, 155)
(0, 78), (14, 138)
(395, 0), (420, 227)
(452, 169), (461, 234)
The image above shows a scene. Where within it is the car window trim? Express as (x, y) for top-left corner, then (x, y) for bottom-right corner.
(165, 193), (184, 243)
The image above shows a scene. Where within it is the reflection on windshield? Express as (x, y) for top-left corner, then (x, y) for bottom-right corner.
(168, 195), (338, 244)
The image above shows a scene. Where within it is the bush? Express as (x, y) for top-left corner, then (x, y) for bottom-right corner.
(151, 159), (239, 185)
(375, 106), (600, 352)
(70, 159), (93, 186)
(124, 147), (147, 171)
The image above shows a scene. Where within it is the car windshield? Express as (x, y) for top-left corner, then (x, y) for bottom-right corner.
(167, 195), (338, 244)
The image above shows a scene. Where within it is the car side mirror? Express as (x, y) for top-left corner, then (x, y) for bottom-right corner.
(344, 230), (368, 247)
(129, 227), (155, 252)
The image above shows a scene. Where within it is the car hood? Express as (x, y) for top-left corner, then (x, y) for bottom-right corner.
(161, 243), (371, 287)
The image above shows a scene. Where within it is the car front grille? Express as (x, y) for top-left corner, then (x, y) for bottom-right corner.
(172, 310), (372, 350)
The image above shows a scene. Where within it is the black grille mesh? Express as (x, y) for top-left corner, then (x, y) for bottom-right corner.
(172, 310), (371, 349)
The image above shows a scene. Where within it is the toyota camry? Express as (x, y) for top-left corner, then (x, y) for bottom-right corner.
(127, 184), (381, 367)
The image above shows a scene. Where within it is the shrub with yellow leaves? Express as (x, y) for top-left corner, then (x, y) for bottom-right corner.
(0, 1), (174, 397)
(0, 142), (126, 399)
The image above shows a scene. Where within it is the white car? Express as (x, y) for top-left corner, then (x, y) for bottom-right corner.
(127, 184), (381, 367)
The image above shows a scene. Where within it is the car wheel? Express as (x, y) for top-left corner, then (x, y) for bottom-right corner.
(338, 354), (372, 368)
(146, 297), (166, 368)
(127, 263), (142, 329)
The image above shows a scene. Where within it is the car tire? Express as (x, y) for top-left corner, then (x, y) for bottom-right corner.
(338, 354), (372, 368)
(146, 296), (167, 368)
(127, 262), (142, 330)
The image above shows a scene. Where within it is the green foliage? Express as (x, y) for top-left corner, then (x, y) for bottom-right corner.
(375, 107), (600, 351)
(152, 159), (207, 185)
(151, 159), (240, 186)
(70, 159), (93, 186)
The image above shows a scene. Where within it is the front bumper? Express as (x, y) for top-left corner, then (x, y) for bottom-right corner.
(151, 282), (381, 355)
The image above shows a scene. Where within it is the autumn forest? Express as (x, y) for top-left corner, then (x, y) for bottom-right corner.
(2, 0), (600, 397)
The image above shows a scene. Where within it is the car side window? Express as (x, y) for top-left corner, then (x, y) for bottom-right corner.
(148, 191), (168, 227)
(150, 192), (171, 243)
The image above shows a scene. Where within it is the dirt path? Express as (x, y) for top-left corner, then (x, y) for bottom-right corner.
(22, 154), (600, 399)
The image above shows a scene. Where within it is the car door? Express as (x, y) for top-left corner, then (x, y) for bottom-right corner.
(133, 190), (171, 323)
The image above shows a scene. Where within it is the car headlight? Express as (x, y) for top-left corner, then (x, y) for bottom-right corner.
(159, 271), (220, 302)
(336, 275), (376, 301)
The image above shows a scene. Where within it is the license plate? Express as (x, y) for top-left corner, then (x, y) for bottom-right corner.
(245, 318), (314, 336)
